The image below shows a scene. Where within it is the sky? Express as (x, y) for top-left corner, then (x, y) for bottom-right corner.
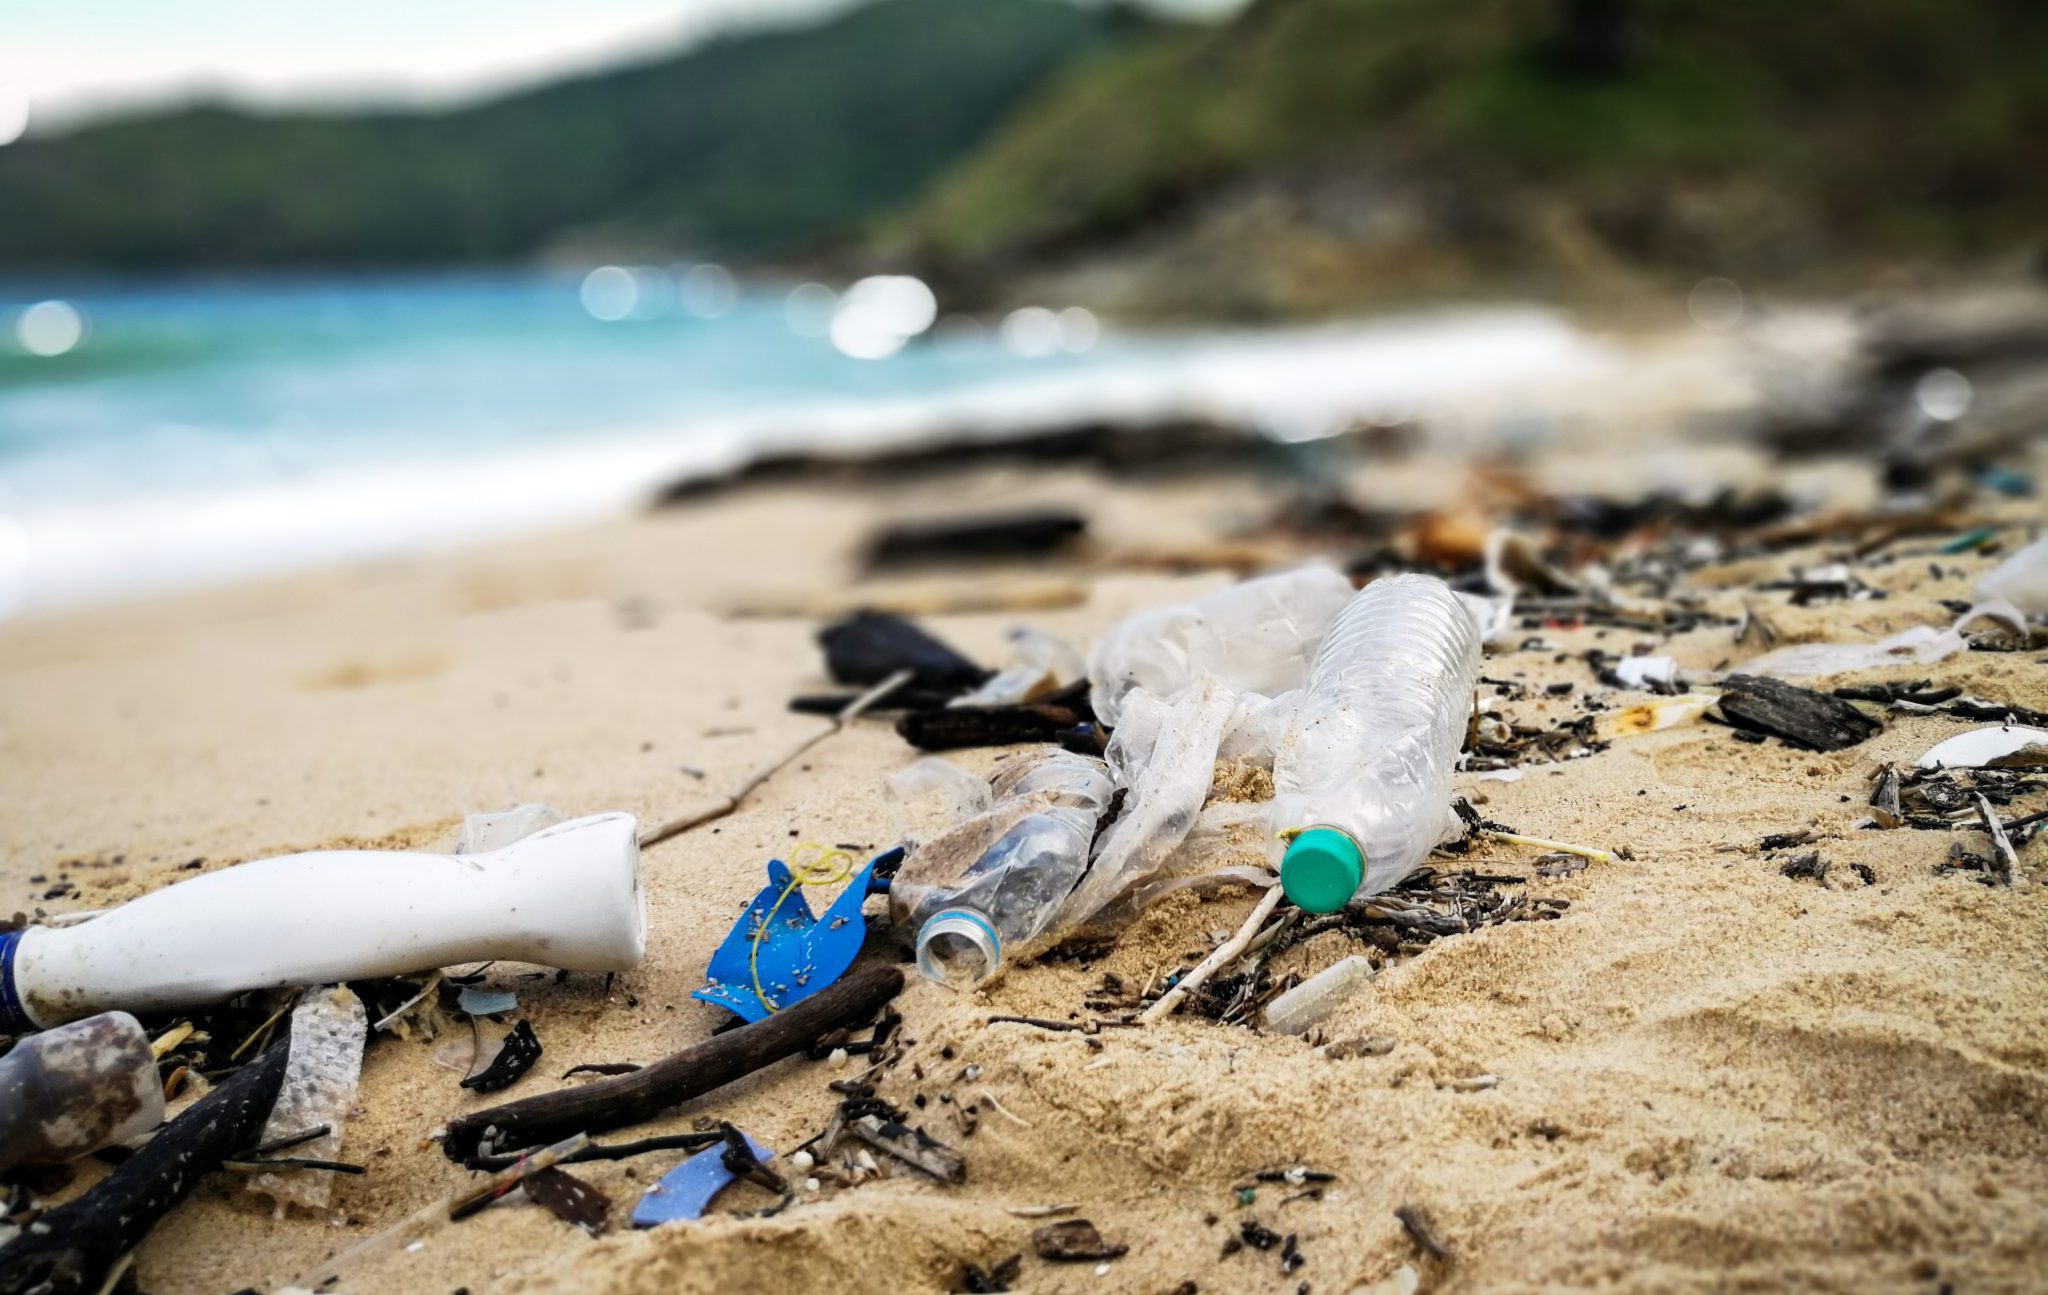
(3, 0), (1242, 132)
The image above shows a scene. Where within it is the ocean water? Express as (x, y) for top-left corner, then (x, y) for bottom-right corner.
(0, 272), (1603, 617)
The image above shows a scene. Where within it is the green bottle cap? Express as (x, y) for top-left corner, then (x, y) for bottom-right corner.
(1281, 827), (1364, 913)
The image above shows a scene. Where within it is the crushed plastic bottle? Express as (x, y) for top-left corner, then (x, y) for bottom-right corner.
(889, 749), (1114, 989)
(0, 1010), (164, 1172)
(1088, 566), (1356, 727)
(1262, 955), (1374, 1034)
(1271, 574), (1481, 913)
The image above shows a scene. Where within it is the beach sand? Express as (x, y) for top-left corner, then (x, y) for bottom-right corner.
(2, 429), (2045, 1294)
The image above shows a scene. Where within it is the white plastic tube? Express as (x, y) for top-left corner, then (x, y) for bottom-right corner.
(0, 813), (644, 1031)
(1271, 575), (1481, 912)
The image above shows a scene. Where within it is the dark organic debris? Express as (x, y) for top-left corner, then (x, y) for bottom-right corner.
(1870, 764), (1904, 828)
(958, 1254), (1023, 1293)
(896, 681), (1093, 752)
(865, 508), (1087, 570)
(0, 1043), (289, 1295)
(462, 1020), (543, 1093)
(1717, 675), (1883, 751)
(819, 611), (988, 691)
(1778, 851), (1829, 882)
(1395, 1205), (1451, 1262)
(1033, 1219), (1128, 1263)
(562, 1062), (642, 1078)
(523, 1166), (611, 1235)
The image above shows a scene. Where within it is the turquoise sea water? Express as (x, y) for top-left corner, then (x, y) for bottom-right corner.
(0, 272), (1593, 615)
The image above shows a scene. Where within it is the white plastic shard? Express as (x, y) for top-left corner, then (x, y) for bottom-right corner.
(1262, 955), (1375, 1035)
(456, 803), (564, 855)
(1737, 601), (2029, 680)
(250, 985), (368, 1212)
(949, 627), (1086, 708)
(1916, 726), (2048, 771)
(1613, 656), (1677, 689)
(1975, 537), (2048, 616)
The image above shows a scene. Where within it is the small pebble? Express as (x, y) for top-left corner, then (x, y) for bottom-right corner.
(804, 1177), (821, 1193)
(791, 1150), (815, 1171)
(828, 1047), (849, 1068)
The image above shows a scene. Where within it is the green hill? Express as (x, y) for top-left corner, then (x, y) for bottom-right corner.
(0, 0), (1133, 271)
(898, 0), (2048, 313)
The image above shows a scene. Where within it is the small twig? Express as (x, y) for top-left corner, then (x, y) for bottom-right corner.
(372, 973), (442, 1033)
(222, 1157), (365, 1175)
(981, 1094), (1034, 1129)
(640, 669), (910, 849)
(149, 1022), (194, 1060)
(985, 1015), (1085, 1033)
(1140, 887), (1285, 1024)
(464, 1130), (724, 1173)
(1487, 830), (1613, 864)
(1975, 793), (2019, 884)
(229, 994), (299, 1062)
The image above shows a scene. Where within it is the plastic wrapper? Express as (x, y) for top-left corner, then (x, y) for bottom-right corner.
(1975, 537), (2048, 616)
(950, 628), (1086, 708)
(248, 985), (367, 1212)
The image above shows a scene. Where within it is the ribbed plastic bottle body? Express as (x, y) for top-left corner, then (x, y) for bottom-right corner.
(891, 750), (1114, 987)
(1271, 574), (1480, 898)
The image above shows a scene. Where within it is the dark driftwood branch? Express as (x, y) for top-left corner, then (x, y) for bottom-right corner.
(0, 1042), (289, 1295)
(442, 963), (905, 1159)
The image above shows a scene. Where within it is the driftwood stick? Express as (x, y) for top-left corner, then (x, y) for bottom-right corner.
(639, 669), (910, 849)
(0, 1042), (289, 1295)
(443, 963), (905, 1158)
(1140, 887), (1284, 1024)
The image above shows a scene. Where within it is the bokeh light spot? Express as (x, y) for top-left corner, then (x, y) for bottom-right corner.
(0, 93), (27, 148)
(16, 300), (84, 356)
(999, 306), (1061, 358)
(1057, 306), (1099, 353)
(784, 282), (837, 337)
(1914, 367), (1972, 422)
(579, 266), (638, 321)
(1687, 277), (1744, 331)
(828, 274), (937, 360)
(679, 264), (737, 319)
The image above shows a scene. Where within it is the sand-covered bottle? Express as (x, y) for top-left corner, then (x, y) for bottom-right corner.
(1271, 574), (1481, 912)
(889, 749), (1113, 988)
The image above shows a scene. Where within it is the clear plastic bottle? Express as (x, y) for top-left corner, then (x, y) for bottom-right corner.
(889, 749), (1114, 988)
(1271, 574), (1481, 912)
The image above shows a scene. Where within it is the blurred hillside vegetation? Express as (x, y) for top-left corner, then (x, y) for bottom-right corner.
(3, 0), (2043, 317)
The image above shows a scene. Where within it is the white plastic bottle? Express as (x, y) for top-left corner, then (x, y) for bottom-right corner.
(1270, 574), (1481, 913)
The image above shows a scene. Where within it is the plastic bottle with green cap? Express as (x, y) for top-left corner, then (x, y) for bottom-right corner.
(1271, 574), (1481, 913)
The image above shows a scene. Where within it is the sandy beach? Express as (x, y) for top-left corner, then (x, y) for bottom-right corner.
(2, 359), (2045, 1295)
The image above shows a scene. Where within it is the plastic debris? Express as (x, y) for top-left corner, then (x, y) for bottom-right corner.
(0, 812), (645, 1030)
(1596, 693), (1714, 740)
(695, 847), (896, 1021)
(249, 986), (367, 1212)
(522, 1166), (610, 1235)
(1916, 725), (2048, 770)
(950, 628), (1086, 708)
(1737, 601), (2028, 679)
(1262, 955), (1375, 1035)
(1087, 565), (1355, 727)
(461, 1020), (542, 1093)
(1613, 656), (1677, 689)
(887, 758), (994, 850)
(890, 751), (1112, 988)
(1975, 536), (2048, 615)
(456, 804), (564, 854)
(0, 1011), (164, 1173)
(1273, 575), (1482, 913)
(631, 1132), (775, 1227)
(456, 987), (519, 1017)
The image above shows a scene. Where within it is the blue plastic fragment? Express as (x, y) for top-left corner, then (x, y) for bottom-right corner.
(457, 987), (519, 1016)
(631, 1133), (775, 1227)
(693, 847), (899, 1023)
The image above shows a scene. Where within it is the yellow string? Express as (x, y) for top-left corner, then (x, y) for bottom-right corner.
(750, 842), (855, 1013)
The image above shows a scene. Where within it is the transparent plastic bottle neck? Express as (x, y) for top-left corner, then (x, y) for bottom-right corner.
(915, 908), (1003, 989)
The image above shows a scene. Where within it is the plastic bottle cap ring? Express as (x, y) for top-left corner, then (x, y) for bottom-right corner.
(1281, 827), (1364, 914)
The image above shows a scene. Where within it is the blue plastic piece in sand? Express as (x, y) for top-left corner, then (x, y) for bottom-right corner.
(630, 1133), (776, 1227)
(693, 847), (899, 1024)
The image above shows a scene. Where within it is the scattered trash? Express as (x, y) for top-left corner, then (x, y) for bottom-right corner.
(1262, 955), (1375, 1035)
(523, 1166), (611, 1234)
(890, 750), (1112, 988)
(950, 628), (1086, 708)
(0, 1010), (163, 1173)
(1737, 601), (2029, 679)
(820, 610), (988, 692)
(845, 1113), (967, 1183)
(456, 987), (520, 1017)
(1611, 656), (1677, 690)
(631, 1131), (776, 1227)
(1715, 676), (1883, 751)
(443, 964), (904, 1159)
(0, 1041), (288, 1295)
(1870, 764), (1904, 828)
(1274, 575), (1482, 913)
(1033, 1219), (1127, 1262)
(865, 507), (1087, 570)
(456, 803), (564, 854)
(1975, 536), (2048, 614)
(1597, 694), (1716, 740)
(0, 813), (646, 1030)
(695, 846), (896, 1020)
(249, 987), (367, 1212)
(461, 1020), (543, 1093)
(1916, 725), (2048, 770)
(1087, 565), (1355, 727)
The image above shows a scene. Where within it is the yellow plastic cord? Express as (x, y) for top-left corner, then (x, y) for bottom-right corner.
(750, 843), (855, 1013)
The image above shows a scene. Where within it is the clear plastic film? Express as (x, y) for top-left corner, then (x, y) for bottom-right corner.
(248, 985), (367, 1212)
